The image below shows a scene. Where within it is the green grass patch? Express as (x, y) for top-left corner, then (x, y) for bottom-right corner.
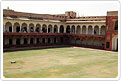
(3, 47), (118, 78)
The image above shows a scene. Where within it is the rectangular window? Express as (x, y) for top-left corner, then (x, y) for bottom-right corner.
(106, 42), (110, 48)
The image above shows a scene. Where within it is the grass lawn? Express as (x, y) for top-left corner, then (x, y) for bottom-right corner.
(3, 47), (118, 78)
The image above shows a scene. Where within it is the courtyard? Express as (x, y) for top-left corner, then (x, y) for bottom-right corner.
(3, 47), (118, 78)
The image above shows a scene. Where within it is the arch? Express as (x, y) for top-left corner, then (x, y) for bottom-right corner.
(29, 23), (34, 32)
(35, 24), (41, 32)
(30, 38), (34, 45)
(76, 25), (80, 34)
(66, 25), (70, 33)
(54, 38), (57, 43)
(114, 20), (118, 30)
(21, 23), (27, 32)
(75, 38), (80, 45)
(87, 38), (93, 46)
(93, 39), (98, 47)
(81, 38), (86, 45)
(60, 25), (64, 33)
(88, 25), (93, 34)
(5, 22), (12, 32)
(54, 25), (58, 33)
(24, 38), (27, 45)
(71, 25), (75, 34)
(100, 25), (105, 35)
(60, 37), (63, 43)
(48, 24), (52, 33)
(82, 25), (86, 34)
(48, 38), (51, 44)
(94, 25), (99, 35)
(42, 38), (46, 44)
(36, 38), (40, 44)
(13, 22), (20, 32)
(42, 24), (47, 33)
(112, 35), (118, 51)
(16, 38), (20, 45)
(9, 38), (12, 45)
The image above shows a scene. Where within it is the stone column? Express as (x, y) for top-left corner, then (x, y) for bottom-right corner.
(58, 26), (60, 33)
(86, 26), (88, 34)
(75, 26), (77, 34)
(40, 27), (42, 33)
(80, 26), (82, 34)
(21, 37), (24, 45)
(28, 37), (30, 45)
(27, 24), (29, 33)
(20, 24), (21, 32)
(64, 27), (66, 33)
(92, 26), (94, 35)
(12, 23), (13, 32)
(47, 26), (48, 33)
(99, 26), (101, 35)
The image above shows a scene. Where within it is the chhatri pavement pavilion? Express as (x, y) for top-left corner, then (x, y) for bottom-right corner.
(3, 9), (118, 51)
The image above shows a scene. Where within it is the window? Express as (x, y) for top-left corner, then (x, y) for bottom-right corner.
(106, 42), (110, 48)
(114, 20), (118, 30)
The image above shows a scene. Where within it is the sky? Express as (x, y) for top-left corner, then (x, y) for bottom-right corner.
(2, 1), (119, 16)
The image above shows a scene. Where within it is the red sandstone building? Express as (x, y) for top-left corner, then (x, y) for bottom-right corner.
(3, 9), (118, 51)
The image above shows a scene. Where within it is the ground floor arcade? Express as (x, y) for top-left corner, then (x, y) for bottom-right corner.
(4, 34), (105, 50)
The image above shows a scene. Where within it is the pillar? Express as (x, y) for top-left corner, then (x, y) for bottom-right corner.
(80, 27), (82, 34)
(75, 26), (76, 34)
(86, 26), (88, 34)
(47, 26), (48, 33)
(92, 26), (94, 35)
(99, 26), (101, 35)
(58, 27), (60, 33)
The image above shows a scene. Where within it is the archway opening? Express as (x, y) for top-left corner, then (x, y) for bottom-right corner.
(81, 38), (86, 46)
(42, 24), (47, 33)
(88, 38), (93, 46)
(76, 25), (80, 34)
(48, 38), (51, 44)
(29, 23), (34, 32)
(48, 25), (52, 33)
(24, 38), (27, 45)
(94, 25), (99, 35)
(5, 22), (12, 32)
(82, 25), (86, 34)
(60, 25), (64, 33)
(93, 39), (98, 47)
(60, 37), (63, 43)
(13, 22), (20, 32)
(66, 25), (70, 33)
(30, 38), (34, 45)
(42, 38), (46, 44)
(100, 25), (105, 35)
(88, 25), (92, 34)
(54, 38), (56, 43)
(9, 39), (12, 45)
(71, 25), (75, 34)
(16, 38), (20, 45)
(36, 24), (41, 32)
(54, 25), (58, 33)
(21, 23), (27, 32)
(36, 38), (40, 44)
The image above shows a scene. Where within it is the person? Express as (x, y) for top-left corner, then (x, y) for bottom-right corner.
(94, 30), (96, 34)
